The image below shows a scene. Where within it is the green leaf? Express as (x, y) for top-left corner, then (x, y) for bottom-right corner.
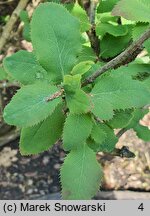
(92, 99), (114, 121)
(66, 89), (91, 114)
(142, 40), (150, 56)
(89, 124), (118, 152)
(3, 83), (61, 127)
(112, 63), (150, 79)
(135, 56), (150, 64)
(143, 77), (150, 91)
(70, 2), (91, 32)
(132, 23), (150, 40)
(101, 31), (132, 58)
(91, 123), (107, 144)
(63, 74), (81, 93)
(107, 109), (134, 128)
(23, 23), (31, 42)
(126, 108), (149, 129)
(20, 10), (31, 42)
(134, 124), (150, 142)
(31, 3), (81, 83)
(71, 61), (94, 76)
(63, 114), (93, 150)
(132, 23), (150, 55)
(61, 143), (103, 199)
(97, 0), (119, 13)
(20, 103), (65, 155)
(3, 50), (47, 85)
(77, 46), (96, 63)
(0, 66), (7, 80)
(133, 71), (150, 82)
(125, 108), (150, 141)
(91, 73), (150, 120)
(20, 10), (29, 23)
(112, 0), (150, 22)
(96, 12), (118, 23)
(99, 124), (118, 152)
(63, 74), (91, 113)
(96, 23), (128, 38)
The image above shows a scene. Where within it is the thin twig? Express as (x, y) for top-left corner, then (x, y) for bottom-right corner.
(46, 89), (64, 102)
(86, 27), (100, 59)
(89, 0), (98, 25)
(0, 0), (30, 52)
(86, 0), (100, 58)
(82, 28), (150, 86)
(116, 128), (127, 138)
(0, 130), (20, 148)
(0, 88), (4, 113)
(0, 0), (14, 5)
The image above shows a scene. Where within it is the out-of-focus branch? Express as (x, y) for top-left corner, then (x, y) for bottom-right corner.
(0, 0), (15, 5)
(89, 0), (98, 25)
(0, 0), (30, 52)
(85, 0), (100, 58)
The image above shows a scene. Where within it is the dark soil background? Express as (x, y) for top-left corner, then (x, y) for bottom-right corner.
(0, 0), (150, 200)
(0, 141), (65, 199)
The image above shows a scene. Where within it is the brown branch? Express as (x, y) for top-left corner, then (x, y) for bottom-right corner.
(0, 0), (15, 5)
(0, 93), (5, 116)
(0, 0), (30, 52)
(86, 27), (100, 58)
(86, 0), (100, 58)
(116, 128), (127, 138)
(89, 0), (98, 25)
(46, 89), (64, 102)
(82, 28), (150, 86)
(0, 129), (20, 148)
(0, 88), (4, 113)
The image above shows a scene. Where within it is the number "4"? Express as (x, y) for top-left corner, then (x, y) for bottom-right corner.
(138, 203), (144, 211)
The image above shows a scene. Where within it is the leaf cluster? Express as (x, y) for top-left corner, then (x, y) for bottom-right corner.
(1, 0), (150, 200)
